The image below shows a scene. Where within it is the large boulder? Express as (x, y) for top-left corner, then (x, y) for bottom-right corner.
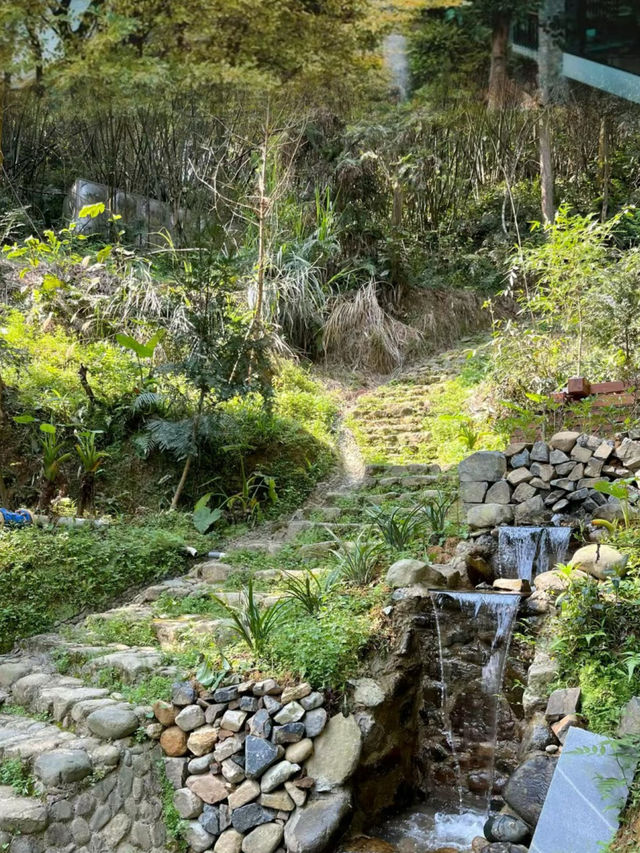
(618, 697), (640, 737)
(550, 431), (580, 453)
(522, 651), (559, 716)
(386, 560), (434, 588)
(503, 754), (556, 827)
(459, 452), (506, 483)
(305, 714), (361, 792)
(284, 790), (351, 853)
(467, 504), (514, 530)
(514, 495), (547, 525)
(86, 706), (139, 739)
(570, 544), (628, 580)
(33, 749), (92, 786)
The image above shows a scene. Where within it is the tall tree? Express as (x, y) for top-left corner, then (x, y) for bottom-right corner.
(537, 0), (567, 222)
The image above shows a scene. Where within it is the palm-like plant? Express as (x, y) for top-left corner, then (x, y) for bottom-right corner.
(330, 529), (381, 586)
(367, 504), (425, 550)
(39, 424), (71, 511)
(75, 431), (108, 516)
(281, 568), (338, 615)
(213, 578), (289, 656)
(422, 489), (457, 544)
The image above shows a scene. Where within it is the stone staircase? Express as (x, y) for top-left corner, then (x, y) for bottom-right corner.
(0, 462), (447, 852)
(346, 340), (486, 464)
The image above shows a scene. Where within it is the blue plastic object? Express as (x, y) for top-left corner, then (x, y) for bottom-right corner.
(0, 508), (33, 527)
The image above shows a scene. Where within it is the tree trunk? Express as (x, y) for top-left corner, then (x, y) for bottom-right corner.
(170, 455), (192, 511)
(537, 0), (567, 222)
(487, 14), (512, 110)
(539, 113), (555, 224)
(598, 114), (610, 222)
(254, 105), (270, 327)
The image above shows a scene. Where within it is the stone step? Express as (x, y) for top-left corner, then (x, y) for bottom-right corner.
(363, 474), (441, 490)
(151, 616), (235, 650)
(363, 463), (440, 477)
(285, 520), (364, 540)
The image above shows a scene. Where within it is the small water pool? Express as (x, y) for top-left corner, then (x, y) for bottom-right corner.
(375, 802), (486, 852)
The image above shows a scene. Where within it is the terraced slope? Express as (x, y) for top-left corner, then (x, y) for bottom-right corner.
(344, 337), (501, 467)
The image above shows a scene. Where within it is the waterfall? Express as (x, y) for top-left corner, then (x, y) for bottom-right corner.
(536, 526), (572, 575)
(498, 526), (571, 581)
(430, 591), (521, 815)
(382, 33), (409, 100)
(431, 594), (464, 813)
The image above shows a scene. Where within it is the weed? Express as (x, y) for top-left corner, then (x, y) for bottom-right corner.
(366, 504), (425, 550)
(83, 614), (156, 647)
(156, 759), (188, 851)
(0, 759), (36, 796)
(281, 569), (337, 615)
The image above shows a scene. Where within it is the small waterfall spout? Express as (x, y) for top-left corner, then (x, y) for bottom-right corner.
(430, 591), (521, 814)
(536, 526), (572, 575)
(498, 526), (572, 581)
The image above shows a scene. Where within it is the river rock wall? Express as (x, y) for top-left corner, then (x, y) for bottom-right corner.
(459, 430), (640, 531)
(0, 714), (167, 853)
(152, 678), (360, 853)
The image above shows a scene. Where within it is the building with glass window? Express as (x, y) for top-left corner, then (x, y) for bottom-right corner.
(512, 1), (640, 103)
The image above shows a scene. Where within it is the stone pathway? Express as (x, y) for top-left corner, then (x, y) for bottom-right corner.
(342, 337), (490, 465)
(0, 462), (443, 853)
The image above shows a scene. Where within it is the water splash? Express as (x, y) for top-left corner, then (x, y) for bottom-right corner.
(498, 526), (572, 581)
(376, 802), (487, 852)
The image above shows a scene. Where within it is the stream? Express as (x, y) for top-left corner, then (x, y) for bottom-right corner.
(373, 525), (571, 852)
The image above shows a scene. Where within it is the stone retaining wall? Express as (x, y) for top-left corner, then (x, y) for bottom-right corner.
(459, 430), (640, 530)
(0, 714), (167, 853)
(153, 678), (361, 853)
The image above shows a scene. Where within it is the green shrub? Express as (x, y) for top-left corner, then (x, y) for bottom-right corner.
(553, 529), (640, 734)
(0, 521), (190, 652)
(268, 588), (385, 687)
(82, 614), (156, 647)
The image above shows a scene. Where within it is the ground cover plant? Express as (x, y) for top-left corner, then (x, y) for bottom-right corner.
(552, 525), (640, 735)
(0, 519), (193, 652)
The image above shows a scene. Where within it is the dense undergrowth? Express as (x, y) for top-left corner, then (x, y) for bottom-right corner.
(552, 526), (640, 736)
(0, 518), (196, 652)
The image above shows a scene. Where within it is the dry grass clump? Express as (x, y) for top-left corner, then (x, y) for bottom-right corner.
(323, 280), (421, 373)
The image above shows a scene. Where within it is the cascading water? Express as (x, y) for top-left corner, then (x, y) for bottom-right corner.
(382, 33), (409, 99)
(375, 525), (571, 851)
(536, 526), (572, 575)
(498, 525), (572, 581)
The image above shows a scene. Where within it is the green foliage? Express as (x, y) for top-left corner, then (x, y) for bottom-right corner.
(281, 569), (337, 616)
(213, 578), (290, 656)
(330, 529), (382, 586)
(268, 588), (385, 687)
(0, 759), (36, 797)
(192, 494), (223, 535)
(408, 10), (489, 95)
(553, 530), (640, 734)
(366, 504), (425, 550)
(156, 759), (188, 852)
(0, 520), (190, 652)
(82, 614), (156, 647)
(422, 486), (459, 545)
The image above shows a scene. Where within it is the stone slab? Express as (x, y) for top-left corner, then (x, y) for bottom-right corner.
(530, 727), (637, 853)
